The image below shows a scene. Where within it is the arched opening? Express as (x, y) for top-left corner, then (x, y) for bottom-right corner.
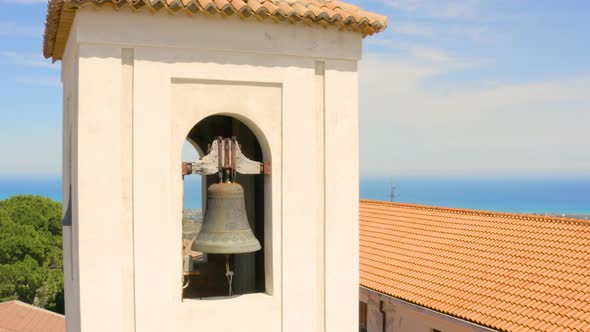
(182, 115), (266, 299)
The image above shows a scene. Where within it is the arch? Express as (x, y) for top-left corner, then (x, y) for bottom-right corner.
(181, 114), (270, 299)
(215, 112), (272, 163)
(180, 111), (272, 164)
(184, 137), (205, 159)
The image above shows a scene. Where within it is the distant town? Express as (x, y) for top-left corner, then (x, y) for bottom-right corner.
(537, 213), (590, 220)
(183, 209), (203, 223)
(183, 209), (203, 241)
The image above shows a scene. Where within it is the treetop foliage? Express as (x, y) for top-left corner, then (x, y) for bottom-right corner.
(0, 195), (64, 314)
(0, 195), (61, 236)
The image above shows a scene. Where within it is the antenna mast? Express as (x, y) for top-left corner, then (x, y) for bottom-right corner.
(387, 180), (398, 202)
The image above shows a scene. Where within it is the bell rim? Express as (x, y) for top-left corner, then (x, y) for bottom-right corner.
(191, 241), (262, 254)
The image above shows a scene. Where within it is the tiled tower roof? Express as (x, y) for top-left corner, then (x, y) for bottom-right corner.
(360, 200), (590, 331)
(43, 0), (388, 61)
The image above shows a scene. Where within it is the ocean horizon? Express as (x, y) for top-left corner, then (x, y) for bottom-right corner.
(1, 175), (588, 215)
(360, 175), (590, 215)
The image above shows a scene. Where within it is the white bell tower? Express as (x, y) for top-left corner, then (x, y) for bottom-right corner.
(44, 2), (387, 331)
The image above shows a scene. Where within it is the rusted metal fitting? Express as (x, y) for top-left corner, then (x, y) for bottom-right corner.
(261, 161), (271, 175)
(181, 162), (193, 176)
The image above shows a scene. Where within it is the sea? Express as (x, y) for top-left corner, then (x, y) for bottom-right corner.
(1, 175), (589, 215)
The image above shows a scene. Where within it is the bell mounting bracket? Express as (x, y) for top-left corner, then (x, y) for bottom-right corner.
(181, 136), (270, 178)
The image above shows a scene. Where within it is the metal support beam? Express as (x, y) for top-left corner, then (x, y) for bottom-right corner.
(181, 137), (270, 176)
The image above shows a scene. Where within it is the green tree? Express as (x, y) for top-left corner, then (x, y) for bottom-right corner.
(0, 196), (64, 314)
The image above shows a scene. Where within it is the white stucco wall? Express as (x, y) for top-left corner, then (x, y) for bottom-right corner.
(361, 289), (497, 332)
(63, 7), (361, 332)
(61, 25), (81, 332)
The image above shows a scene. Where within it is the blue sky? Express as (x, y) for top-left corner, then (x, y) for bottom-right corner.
(1, 1), (589, 177)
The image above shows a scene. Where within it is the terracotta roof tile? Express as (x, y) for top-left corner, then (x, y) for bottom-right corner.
(43, 0), (387, 61)
(359, 200), (590, 332)
(0, 300), (65, 332)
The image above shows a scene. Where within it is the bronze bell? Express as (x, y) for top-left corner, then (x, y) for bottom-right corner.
(191, 181), (261, 254)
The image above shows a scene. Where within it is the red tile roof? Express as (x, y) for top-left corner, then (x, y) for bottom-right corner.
(43, 0), (388, 61)
(0, 301), (65, 332)
(359, 200), (590, 332)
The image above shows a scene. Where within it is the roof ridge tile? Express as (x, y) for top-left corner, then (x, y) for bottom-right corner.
(361, 199), (590, 225)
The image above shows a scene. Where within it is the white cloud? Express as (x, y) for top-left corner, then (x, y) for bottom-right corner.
(368, 39), (453, 63)
(0, 21), (42, 37)
(404, 44), (451, 62)
(0, 51), (57, 69)
(0, 0), (46, 4)
(381, 0), (481, 20)
(392, 23), (434, 37)
(16, 76), (61, 87)
(381, 1), (499, 45)
(358, 54), (590, 176)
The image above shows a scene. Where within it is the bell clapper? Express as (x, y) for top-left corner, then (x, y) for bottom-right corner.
(224, 169), (232, 183)
(225, 254), (234, 296)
